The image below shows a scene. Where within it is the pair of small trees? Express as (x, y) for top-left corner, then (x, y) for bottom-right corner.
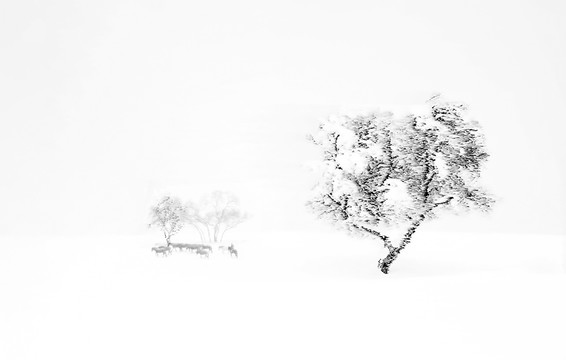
(308, 96), (494, 273)
(149, 191), (247, 246)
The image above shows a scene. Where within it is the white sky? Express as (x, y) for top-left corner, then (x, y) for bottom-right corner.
(1, 0), (565, 238)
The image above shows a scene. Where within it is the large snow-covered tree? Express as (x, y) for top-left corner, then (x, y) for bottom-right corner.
(308, 97), (494, 274)
(149, 196), (188, 246)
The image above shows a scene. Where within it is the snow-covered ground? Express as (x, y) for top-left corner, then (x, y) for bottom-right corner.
(1, 231), (564, 359)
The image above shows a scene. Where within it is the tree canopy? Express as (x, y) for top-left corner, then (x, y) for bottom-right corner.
(149, 196), (188, 245)
(308, 97), (494, 273)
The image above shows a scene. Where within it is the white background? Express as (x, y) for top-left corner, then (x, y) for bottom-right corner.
(1, 1), (565, 359)
(1, 0), (565, 237)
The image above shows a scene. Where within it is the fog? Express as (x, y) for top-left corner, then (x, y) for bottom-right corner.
(2, 3), (566, 359)
(1, 0), (565, 239)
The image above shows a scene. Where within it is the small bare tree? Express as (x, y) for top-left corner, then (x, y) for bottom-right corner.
(192, 191), (247, 243)
(149, 196), (188, 246)
(308, 97), (494, 274)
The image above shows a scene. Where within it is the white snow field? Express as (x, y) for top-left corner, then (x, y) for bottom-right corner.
(0, 231), (564, 360)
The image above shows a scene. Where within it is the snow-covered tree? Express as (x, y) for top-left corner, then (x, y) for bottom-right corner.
(308, 97), (494, 274)
(149, 196), (188, 246)
(190, 191), (247, 243)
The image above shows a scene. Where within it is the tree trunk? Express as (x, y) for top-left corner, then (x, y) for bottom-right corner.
(377, 217), (424, 274)
(219, 227), (226, 243)
(378, 248), (401, 274)
(205, 226), (212, 243)
(214, 225), (219, 243)
(375, 199), (451, 274)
